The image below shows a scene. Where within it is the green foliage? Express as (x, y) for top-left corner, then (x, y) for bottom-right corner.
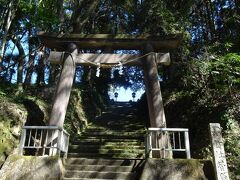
(165, 52), (240, 179)
(184, 53), (239, 107)
(0, 120), (17, 158)
(0, 91), (25, 160)
(64, 89), (88, 135)
(1, 0), (240, 177)
(139, 0), (177, 34)
(210, 53), (240, 89)
(69, 0), (188, 34)
(64, 87), (107, 137)
(223, 110), (240, 179)
(17, 0), (59, 30)
(0, 83), (51, 160)
(111, 66), (144, 92)
(162, 89), (239, 179)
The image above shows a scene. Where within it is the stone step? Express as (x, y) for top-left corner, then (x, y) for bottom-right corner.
(68, 147), (144, 154)
(70, 141), (144, 147)
(84, 128), (145, 132)
(64, 170), (135, 179)
(67, 152), (144, 159)
(69, 144), (144, 150)
(78, 135), (144, 140)
(90, 123), (144, 127)
(86, 124), (144, 129)
(87, 124), (145, 130)
(71, 137), (144, 144)
(85, 127), (144, 132)
(63, 103), (144, 179)
(62, 178), (126, 180)
(81, 131), (145, 136)
(70, 141), (144, 146)
(65, 158), (143, 166)
(64, 165), (133, 172)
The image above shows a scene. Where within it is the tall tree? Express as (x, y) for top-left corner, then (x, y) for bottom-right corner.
(11, 36), (25, 89)
(0, 0), (19, 66)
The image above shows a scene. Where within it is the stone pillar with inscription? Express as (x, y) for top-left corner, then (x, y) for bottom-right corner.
(209, 123), (230, 180)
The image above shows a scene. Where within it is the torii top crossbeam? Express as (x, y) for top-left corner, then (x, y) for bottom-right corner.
(37, 32), (182, 51)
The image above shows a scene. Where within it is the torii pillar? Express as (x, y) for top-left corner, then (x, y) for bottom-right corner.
(143, 44), (171, 158)
(143, 44), (166, 128)
(49, 43), (77, 128)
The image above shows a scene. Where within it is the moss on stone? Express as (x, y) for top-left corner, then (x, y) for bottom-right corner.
(140, 159), (215, 180)
(0, 84), (105, 162)
(0, 155), (63, 180)
(0, 85), (51, 161)
(0, 120), (19, 160)
(65, 89), (88, 135)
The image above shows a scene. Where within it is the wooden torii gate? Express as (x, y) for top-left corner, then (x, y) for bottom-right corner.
(38, 32), (182, 131)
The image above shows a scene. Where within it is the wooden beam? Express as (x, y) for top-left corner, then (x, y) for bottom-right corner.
(47, 51), (171, 66)
(38, 32), (182, 51)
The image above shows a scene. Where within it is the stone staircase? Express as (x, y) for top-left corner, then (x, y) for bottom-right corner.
(62, 102), (146, 180)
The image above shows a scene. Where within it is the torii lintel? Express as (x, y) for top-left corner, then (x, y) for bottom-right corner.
(37, 32), (182, 51)
(48, 51), (171, 66)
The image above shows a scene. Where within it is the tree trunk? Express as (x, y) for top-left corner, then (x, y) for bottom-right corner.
(235, 0), (240, 14)
(204, 0), (215, 41)
(24, 29), (35, 86)
(0, 0), (19, 65)
(12, 37), (25, 90)
(24, 54), (34, 85)
(71, 0), (100, 33)
(57, 0), (64, 30)
(57, 0), (64, 21)
(48, 64), (60, 85)
(36, 48), (46, 87)
(82, 66), (94, 87)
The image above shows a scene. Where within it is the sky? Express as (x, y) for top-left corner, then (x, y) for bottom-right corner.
(109, 87), (144, 102)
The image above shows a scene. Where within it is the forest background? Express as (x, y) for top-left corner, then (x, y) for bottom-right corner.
(0, 0), (239, 179)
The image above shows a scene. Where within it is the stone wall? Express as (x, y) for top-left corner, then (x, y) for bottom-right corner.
(139, 159), (215, 180)
(0, 155), (63, 180)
